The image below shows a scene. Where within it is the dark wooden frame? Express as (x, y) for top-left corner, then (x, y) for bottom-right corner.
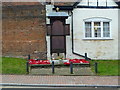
(47, 17), (69, 59)
(51, 18), (66, 57)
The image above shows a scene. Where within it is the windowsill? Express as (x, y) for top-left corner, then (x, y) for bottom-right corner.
(82, 38), (113, 40)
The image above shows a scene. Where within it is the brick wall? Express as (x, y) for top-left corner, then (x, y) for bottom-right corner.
(2, 3), (47, 59)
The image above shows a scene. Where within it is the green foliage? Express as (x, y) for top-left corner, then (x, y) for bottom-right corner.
(1, 57), (27, 74)
(90, 60), (119, 76)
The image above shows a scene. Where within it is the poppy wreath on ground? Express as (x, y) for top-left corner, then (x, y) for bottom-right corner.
(29, 59), (50, 65)
(29, 59), (89, 65)
(64, 59), (90, 65)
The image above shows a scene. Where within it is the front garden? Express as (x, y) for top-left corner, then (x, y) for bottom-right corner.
(1, 57), (119, 76)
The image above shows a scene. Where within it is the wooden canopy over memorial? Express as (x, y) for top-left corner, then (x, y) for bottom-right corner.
(46, 12), (70, 59)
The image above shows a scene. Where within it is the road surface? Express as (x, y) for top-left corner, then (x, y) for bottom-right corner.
(1, 86), (119, 90)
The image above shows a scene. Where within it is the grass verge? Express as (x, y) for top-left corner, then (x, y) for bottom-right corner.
(1, 57), (119, 75)
(90, 60), (119, 76)
(1, 57), (27, 75)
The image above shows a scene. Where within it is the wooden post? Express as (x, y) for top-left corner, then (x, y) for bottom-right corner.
(52, 61), (55, 74)
(70, 61), (73, 74)
(26, 55), (30, 74)
(26, 61), (29, 74)
(95, 62), (98, 73)
(85, 53), (88, 61)
(28, 54), (30, 60)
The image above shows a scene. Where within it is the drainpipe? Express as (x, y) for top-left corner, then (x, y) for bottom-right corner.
(71, 11), (91, 60)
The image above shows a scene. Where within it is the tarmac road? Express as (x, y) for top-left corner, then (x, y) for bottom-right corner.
(1, 86), (119, 90)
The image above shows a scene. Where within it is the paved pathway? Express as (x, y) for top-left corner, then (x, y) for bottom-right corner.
(30, 67), (95, 75)
(1, 75), (119, 86)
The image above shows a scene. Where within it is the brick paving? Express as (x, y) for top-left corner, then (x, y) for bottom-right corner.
(1, 75), (119, 86)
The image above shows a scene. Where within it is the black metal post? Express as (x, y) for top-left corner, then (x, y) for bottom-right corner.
(95, 62), (98, 73)
(85, 53), (88, 61)
(70, 61), (73, 74)
(28, 54), (30, 60)
(26, 61), (29, 74)
(26, 54), (30, 74)
(52, 61), (55, 74)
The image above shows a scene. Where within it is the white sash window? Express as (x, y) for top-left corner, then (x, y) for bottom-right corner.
(84, 17), (111, 39)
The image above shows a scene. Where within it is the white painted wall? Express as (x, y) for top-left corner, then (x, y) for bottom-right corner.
(46, 5), (53, 60)
(65, 16), (84, 59)
(118, 9), (120, 59)
(73, 8), (119, 59)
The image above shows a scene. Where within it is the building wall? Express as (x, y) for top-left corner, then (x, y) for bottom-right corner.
(2, 4), (47, 59)
(73, 8), (119, 59)
(46, 5), (84, 59)
(118, 9), (120, 59)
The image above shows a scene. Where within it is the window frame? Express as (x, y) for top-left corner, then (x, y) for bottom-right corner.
(83, 17), (112, 40)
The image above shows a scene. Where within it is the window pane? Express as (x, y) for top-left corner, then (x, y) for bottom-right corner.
(94, 28), (101, 37)
(94, 22), (101, 37)
(103, 22), (110, 37)
(85, 22), (91, 37)
(103, 22), (109, 27)
(94, 22), (100, 26)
